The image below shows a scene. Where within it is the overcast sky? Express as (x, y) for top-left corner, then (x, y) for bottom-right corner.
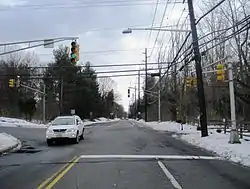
(0, 0), (194, 112)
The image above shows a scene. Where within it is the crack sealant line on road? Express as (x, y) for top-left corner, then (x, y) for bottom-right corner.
(79, 154), (223, 160)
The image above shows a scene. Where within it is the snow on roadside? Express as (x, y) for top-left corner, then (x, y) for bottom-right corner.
(0, 132), (21, 153)
(84, 117), (120, 126)
(140, 121), (250, 167)
(0, 117), (46, 128)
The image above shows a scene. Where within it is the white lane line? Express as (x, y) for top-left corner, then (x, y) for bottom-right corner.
(157, 160), (183, 189)
(80, 154), (222, 160)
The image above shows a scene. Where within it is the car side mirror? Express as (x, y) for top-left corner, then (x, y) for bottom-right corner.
(76, 120), (79, 125)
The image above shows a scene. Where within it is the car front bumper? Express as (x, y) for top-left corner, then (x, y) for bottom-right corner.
(46, 132), (77, 139)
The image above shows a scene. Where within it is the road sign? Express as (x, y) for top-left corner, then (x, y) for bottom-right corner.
(44, 39), (54, 48)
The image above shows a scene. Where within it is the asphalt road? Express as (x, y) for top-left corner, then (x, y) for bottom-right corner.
(0, 120), (250, 189)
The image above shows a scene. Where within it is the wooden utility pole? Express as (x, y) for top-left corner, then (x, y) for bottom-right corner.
(187, 0), (208, 137)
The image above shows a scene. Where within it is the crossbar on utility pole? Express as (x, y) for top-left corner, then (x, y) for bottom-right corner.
(187, 0), (208, 137)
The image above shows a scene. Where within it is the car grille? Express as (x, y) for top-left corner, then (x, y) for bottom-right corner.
(53, 129), (67, 132)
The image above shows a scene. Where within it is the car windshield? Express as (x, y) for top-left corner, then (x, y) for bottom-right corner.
(51, 117), (75, 125)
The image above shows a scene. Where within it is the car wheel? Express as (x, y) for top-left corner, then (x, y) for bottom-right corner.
(47, 139), (53, 146)
(80, 129), (84, 140)
(74, 132), (79, 144)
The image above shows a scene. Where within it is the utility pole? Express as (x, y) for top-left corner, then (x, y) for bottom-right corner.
(138, 70), (140, 113)
(43, 84), (46, 124)
(228, 62), (240, 143)
(158, 69), (161, 122)
(187, 0), (208, 137)
(60, 78), (64, 115)
(144, 48), (148, 122)
(134, 83), (137, 118)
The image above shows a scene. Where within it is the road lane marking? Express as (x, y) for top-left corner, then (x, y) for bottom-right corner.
(36, 156), (77, 189)
(80, 154), (222, 160)
(157, 161), (183, 189)
(45, 156), (81, 189)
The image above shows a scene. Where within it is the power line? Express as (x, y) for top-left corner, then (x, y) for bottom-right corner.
(161, 0), (227, 79)
(37, 47), (162, 56)
(175, 15), (250, 64)
(0, 73), (146, 79)
(149, 0), (172, 58)
(26, 62), (173, 69)
(147, 0), (160, 46)
(177, 19), (250, 72)
(0, 1), (177, 11)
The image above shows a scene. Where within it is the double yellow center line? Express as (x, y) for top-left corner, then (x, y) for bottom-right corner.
(37, 156), (80, 189)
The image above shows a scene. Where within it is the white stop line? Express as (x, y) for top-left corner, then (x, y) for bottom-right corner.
(79, 154), (222, 189)
(80, 154), (222, 160)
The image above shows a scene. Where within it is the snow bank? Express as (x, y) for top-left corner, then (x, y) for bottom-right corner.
(0, 132), (21, 153)
(141, 121), (250, 167)
(84, 117), (120, 126)
(0, 117), (46, 128)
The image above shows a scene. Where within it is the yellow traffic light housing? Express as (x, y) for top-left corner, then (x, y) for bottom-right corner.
(75, 44), (80, 61)
(70, 41), (77, 65)
(192, 77), (197, 87)
(8, 79), (14, 88)
(216, 63), (225, 81)
(186, 77), (192, 88)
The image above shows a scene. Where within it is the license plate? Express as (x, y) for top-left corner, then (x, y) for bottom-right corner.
(56, 133), (62, 137)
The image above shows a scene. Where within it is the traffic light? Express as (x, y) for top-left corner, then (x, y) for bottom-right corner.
(75, 44), (80, 61)
(8, 79), (14, 88)
(70, 41), (77, 65)
(192, 77), (197, 87)
(216, 63), (225, 81)
(186, 77), (192, 88)
(128, 89), (130, 98)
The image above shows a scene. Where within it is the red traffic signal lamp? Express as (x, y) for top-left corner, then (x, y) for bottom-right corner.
(70, 41), (77, 64)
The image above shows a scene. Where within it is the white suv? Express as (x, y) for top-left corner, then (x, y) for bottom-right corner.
(46, 115), (85, 145)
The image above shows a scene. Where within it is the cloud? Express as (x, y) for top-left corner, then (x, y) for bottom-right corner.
(0, 0), (27, 7)
(0, 0), (186, 111)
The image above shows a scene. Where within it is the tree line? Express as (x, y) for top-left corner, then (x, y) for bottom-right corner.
(129, 0), (250, 123)
(0, 46), (124, 121)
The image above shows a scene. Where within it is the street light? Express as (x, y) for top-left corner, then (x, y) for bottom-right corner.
(122, 27), (191, 34)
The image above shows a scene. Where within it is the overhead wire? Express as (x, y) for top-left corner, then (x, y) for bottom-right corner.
(146, 0), (160, 47)
(160, 0), (227, 80)
(174, 14), (250, 66)
(0, 1), (178, 11)
(144, 0), (234, 97)
(148, 0), (172, 59)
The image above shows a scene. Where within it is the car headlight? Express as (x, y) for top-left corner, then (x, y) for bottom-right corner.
(67, 128), (76, 133)
(46, 128), (53, 133)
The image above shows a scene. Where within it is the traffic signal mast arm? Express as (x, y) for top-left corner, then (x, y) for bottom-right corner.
(20, 84), (45, 95)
